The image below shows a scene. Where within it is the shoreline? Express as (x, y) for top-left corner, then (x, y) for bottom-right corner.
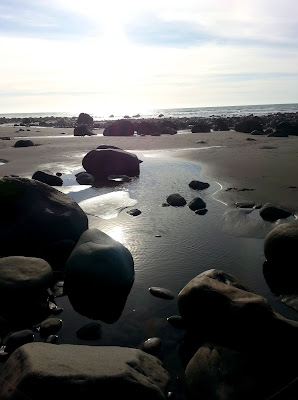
(1, 126), (297, 215)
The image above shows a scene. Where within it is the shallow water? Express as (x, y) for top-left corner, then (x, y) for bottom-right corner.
(46, 152), (297, 388)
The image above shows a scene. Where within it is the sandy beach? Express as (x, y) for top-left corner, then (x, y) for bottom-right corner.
(1, 125), (297, 214)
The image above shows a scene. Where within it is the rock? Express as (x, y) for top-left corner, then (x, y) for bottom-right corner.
(82, 149), (140, 180)
(5, 330), (34, 354)
(234, 118), (263, 133)
(188, 197), (206, 211)
(212, 118), (230, 131)
(0, 177), (88, 268)
(127, 208), (141, 216)
(74, 124), (95, 136)
(0, 257), (53, 320)
(96, 144), (122, 150)
(77, 112), (93, 126)
(64, 228), (134, 322)
(137, 121), (159, 136)
(13, 139), (35, 147)
(167, 315), (186, 330)
(166, 193), (186, 207)
(178, 269), (298, 349)
(195, 208), (208, 215)
(32, 170), (63, 186)
(39, 318), (62, 338)
(149, 287), (175, 300)
(141, 337), (162, 356)
(259, 203), (292, 221)
(188, 181), (210, 190)
(191, 123), (210, 133)
(75, 172), (94, 185)
(0, 343), (170, 400)
(274, 121), (298, 136)
(76, 322), (101, 340)
(103, 120), (134, 136)
(44, 335), (58, 344)
(264, 220), (298, 266)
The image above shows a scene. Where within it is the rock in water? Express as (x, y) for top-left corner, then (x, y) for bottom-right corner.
(32, 170), (63, 186)
(259, 203), (292, 221)
(0, 343), (170, 400)
(166, 193), (186, 207)
(82, 149), (140, 180)
(188, 181), (210, 190)
(149, 287), (175, 300)
(0, 177), (88, 269)
(64, 228), (134, 322)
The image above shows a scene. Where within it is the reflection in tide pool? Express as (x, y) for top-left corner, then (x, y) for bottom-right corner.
(79, 191), (137, 219)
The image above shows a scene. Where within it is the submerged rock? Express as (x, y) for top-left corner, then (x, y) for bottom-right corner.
(0, 343), (170, 400)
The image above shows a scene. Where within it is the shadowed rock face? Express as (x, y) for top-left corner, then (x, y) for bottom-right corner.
(0, 177), (88, 268)
(77, 112), (93, 126)
(0, 343), (170, 400)
(64, 228), (135, 323)
(103, 120), (135, 136)
(82, 148), (140, 180)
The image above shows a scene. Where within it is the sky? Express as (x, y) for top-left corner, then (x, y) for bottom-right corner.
(1, 0), (298, 114)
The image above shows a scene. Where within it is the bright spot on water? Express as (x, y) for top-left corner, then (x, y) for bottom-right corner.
(79, 191), (137, 219)
(104, 226), (125, 243)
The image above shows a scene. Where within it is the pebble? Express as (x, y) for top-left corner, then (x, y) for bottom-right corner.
(149, 287), (175, 300)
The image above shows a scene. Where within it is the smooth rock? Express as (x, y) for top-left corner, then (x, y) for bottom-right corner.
(32, 170), (63, 186)
(259, 203), (292, 221)
(0, 343), (170, 400)
(39, 318), (62, 338)
(149, 287), (175, 300)
(141, 337), (162, 356)
(13, 140), (35, 147)
(188, 181), (210, 190)
(188, 197), (206, 211)
(166, 194), (186, 207)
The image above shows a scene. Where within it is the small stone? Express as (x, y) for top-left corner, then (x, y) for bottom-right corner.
(149, 287), (175, 300)
(141, 337), (162, 356)
(167, 315), (186, 330)
(127, 208), (141, 216)
(166, 194), (186, 207)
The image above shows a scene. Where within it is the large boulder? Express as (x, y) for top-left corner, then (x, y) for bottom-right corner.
(234, 118), (263, 133)
(191, 122), (210, 133)
(74, 124), (95, 136)
(103, 120), (134, 136)
(264, 220), (298, 266)
(64, 228), (134, 322)
(77, 112), (93, 126)
(212, 118), (230, 131)
(178, 269), (298, 349)
(0, 256), (52, 321)
(13, 139), (35, 148)
(136, 121), (159, 136)
(82, 148), (140, 180)
(0, 343), (170, 400)
(259, 203), (292, 221)
(0, 177), (88, 268)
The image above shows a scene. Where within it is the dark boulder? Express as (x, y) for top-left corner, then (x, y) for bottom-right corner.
(212, 118), (230, 131)
(14, 140), (35, 148)
(32, 170), (63, 186)
(75, 172), (94, 185)
(259, 203), (292, 221)
(136, 121), (159, 136)
(82, 149), (140, 180)
(189, 180), (210, 190)
(77, 113), (93, 126)
(188, 197), (206, 211)
(103, 120), (134, 136)
(191, 122), (210, 133)
(166, 193), (187, 207)
(0, 177), (88, 267)
(234, 118), (263, 133)
(74, 124), (95, 136)
(274, 121), (298, 136)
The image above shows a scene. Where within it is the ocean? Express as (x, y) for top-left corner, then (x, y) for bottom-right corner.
(1, 103), (298, 121)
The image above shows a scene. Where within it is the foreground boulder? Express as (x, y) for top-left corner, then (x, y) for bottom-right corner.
(65, 228), (134, 322)
(264, 220), (298, 266)
(0, 256), (52, 320)
(82, 148), (140, 180)
(0, 177), (88, 268)
(178, 269), (298, 349)
(0, 343), (170, 400)
(103, 120), (134, 136)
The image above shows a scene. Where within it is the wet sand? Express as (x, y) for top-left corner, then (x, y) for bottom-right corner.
(0, 125), (297, 214)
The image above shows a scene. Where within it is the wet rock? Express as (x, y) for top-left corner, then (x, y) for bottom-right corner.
(76, 322), (101, 340)
(75, 172), (94, 185)
(264, 220), (298, 266)
(141, 337), (162, 356)
(259, 203), (292, 221)
(167, 315), (186, 330)
(191, 122), (210, 133)
(82, 149), (140, 180)
(195, 208), (208, 215)
(166, 193), (186, 207)
(178, 269), (298, 350)
(212, 118), (230, 131)
(13, 139), (35, 147)
(103, 120), (134, 136)
(40, 318), (62, 338)
(188, 180), (210, 190)
(136, 121), (159, 136)
(65, 228), (134, 322)
(74, 124), (95, 136)
(234, 118), (263, 133)
(5, 330), (34, 354)
(0, 177), (88, 268)
(127, 208), (141, 216)
(32, 170), (63, 186)
(149, 287), (175, 300)
(0, 343), (170, 400)
(0, 257), (53, 320)
(188, 197), (206, 211)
